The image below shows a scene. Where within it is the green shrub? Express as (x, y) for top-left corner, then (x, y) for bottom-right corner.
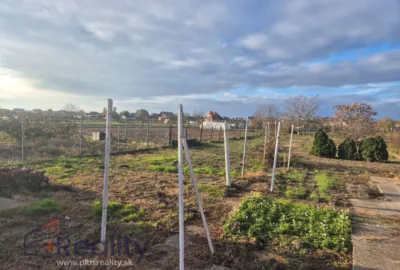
(310, 128), (336, 158)
(224, 196), (352, 251)
(285, 186), (307, 199)
(360, 136), (388, 162)
(338, 138), (359, 160)
(23, 199), (61, 215)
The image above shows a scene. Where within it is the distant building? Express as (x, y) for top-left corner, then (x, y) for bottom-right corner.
(122, 115), (136, 120)
(204, 111), (224, 122)
(158, 112), (175, 121)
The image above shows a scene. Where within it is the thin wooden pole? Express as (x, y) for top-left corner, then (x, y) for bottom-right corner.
(182, 137), (214, 254)
(270, 121), (281, 191)
(80, 118), (83, 155)
(101, 99), (113, 243)
(177, 104), (185, 270)
(117, 121), (121, 152)
(146, 122), (149, 148)
(224, 123), (231, 187)
(21, 116), (25, 162)
(263, 122), (268, 164)
(241, 118), (249, 178)
(199, 122), (203, 142)
(125, 120), (127, 139)
(287, 124), (294, 171)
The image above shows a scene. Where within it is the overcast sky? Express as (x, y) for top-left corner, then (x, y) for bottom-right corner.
(1, 0), (399, 118)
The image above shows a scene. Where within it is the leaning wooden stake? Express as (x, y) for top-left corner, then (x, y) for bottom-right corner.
(287, 124), (294, 171)
(263, 122), (268, 164)
(181, 138), (214, 254)
(177, 104), (185, 270)
(101, 99), (113, 243)
(270, 121), (281, 191)
(241, 118), (249, 178)
(224, 123), (231, 187)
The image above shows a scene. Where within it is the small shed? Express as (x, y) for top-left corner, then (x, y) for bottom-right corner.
(93, 131), (106, 141)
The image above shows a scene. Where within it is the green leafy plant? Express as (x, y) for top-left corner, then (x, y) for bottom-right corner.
(285, 186), (307, 199)
(224, 196), (352, 252)
(310, 128), (336, 158)
(338, 138), (359, 160)
(359, 136), (388, 162)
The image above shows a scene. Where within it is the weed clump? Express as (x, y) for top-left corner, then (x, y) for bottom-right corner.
(92, 201), (145, 222)
(23, 199), (61, 215)
(310, 128), (336, 158)
(359, 136), (388, 162)
(285, 186), (307, 199)
(338, 138), (359, 160)
(315, 171), (342, 199)
(224, 196), (351, 251)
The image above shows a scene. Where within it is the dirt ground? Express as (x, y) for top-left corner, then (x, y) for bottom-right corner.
(0, 134), (399, 269)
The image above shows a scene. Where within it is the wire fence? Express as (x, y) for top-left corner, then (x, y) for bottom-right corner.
(0, 119), (264, 162)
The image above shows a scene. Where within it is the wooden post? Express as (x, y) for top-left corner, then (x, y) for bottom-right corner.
(287, 124), (294, 171)
(199, 122), (203, 142)
(182, 137), (214, 254)
(101, 99), (113, 243)
(224, 123), (231, 187)
(168, 124), (173, 147)
(21, 116), (25, 162)
(210, 127), (213, 141)
(219, 126), (222, 141)
(177, 104), (185, 270)
(125, 120), (127, 139)
(146, 122), (149, 148)
(117, 121), (121, 152)
(270, 121), (281, 191)
(263, 123), (268, 164)
(241, 118), (249, 178)
(80, 118), (83, 155)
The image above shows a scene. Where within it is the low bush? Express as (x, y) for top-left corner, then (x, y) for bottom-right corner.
(224, 196), (351, 251)
(338, 138), (359, 160)
(359, 136), (388, 162)
(0, 168), (49, 196)
(310, 128), (336, 158)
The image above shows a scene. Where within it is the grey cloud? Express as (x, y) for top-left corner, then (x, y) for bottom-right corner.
(0, 0), (400, 101)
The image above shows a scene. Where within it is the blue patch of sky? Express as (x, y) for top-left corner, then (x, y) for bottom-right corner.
(309, 43), (400, 64)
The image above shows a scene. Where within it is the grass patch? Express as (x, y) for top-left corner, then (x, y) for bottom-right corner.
(149, 165), (177, 173)
(23, 199), (62, 215)
(283, 169), (307, 182)
(92, 201), (146, 222)
(224, 196), (352, 252)
(197, 184), (225, 198)
(285, 186), (307, 199)
(315, 171), (342, 199)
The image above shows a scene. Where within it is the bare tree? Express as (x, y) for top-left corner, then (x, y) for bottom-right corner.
(332, 103), (377, 140)
(63, 103), (79, 119)
(254, 104), (280, 127)
(285, 95), (319, 133)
